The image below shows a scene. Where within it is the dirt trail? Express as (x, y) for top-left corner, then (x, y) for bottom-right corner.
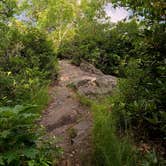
(41, 60), (99, 166)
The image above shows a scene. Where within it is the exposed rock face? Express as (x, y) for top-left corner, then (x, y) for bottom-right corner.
(80, 60), (103, 75)
(71, 61), (117, 97)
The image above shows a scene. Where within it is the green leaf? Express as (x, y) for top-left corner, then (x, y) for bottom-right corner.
(4, 151), (18, 164)
(0, 156), (4, 165)
(145, 117), (159, 125)
(28, 160), (35, 166)
(23, 148), (38, 159)
(0, 130), (10, 138)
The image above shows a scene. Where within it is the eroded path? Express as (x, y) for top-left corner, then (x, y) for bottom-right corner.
(41, 60), (116, 166)
(41, 60), (96, 166)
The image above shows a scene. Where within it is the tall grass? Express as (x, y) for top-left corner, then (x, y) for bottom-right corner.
(31, 86), (50, 110)
(92, 103), (137, 166)
(79, 95), (137, 166)
(24, 85), (50, 112)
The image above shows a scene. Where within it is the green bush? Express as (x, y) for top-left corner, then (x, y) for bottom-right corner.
(0, 105), (61, 166)
(111, 58), (166, 141)
(0, 23), (60, 165)
(0, 27), (58, 106)
(0, 71), (15, 106)
(0, 28), (58, 80)
(0, 69), (49, 106)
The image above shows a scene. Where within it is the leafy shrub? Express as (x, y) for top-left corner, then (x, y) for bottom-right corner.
(21, 29), (58, 80)
(110, 0), (166, 146)
(0, 105), (61, 166)
(0, 69), (48, 106)
(0, 27), (58, 80)
(0, 71), (15, 106)
(0, 2), (61, 161)
(0, 27), (58, 106)
(92, 103), (137, 166)
(111, 58), (166, 141)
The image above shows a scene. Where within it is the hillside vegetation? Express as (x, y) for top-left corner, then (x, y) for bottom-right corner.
(0, 0), (165, 165)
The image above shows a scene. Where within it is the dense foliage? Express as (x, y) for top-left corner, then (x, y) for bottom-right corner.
(0, 0), (165, 165)
(0, 105), (60, 165)
(0, 27), (58, 106)
(0, 1), (60, 165)
(110, 0), (166, 140)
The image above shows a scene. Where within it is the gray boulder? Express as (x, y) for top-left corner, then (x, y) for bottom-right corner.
(80, 60), (103, 75)
(71, 62), (117, 97)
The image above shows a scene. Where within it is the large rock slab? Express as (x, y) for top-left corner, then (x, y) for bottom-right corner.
(80, 60), (103, 75)
(71, 62), (117, 97)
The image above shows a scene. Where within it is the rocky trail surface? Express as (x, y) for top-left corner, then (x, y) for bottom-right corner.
(41, 60), (116, 166)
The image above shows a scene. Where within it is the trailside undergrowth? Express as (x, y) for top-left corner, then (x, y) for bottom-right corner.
(79, 95), (165, 166)
(79, 96), (137, 165)
(0, 2), (60, 165)
(0, 105), (62, 166)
